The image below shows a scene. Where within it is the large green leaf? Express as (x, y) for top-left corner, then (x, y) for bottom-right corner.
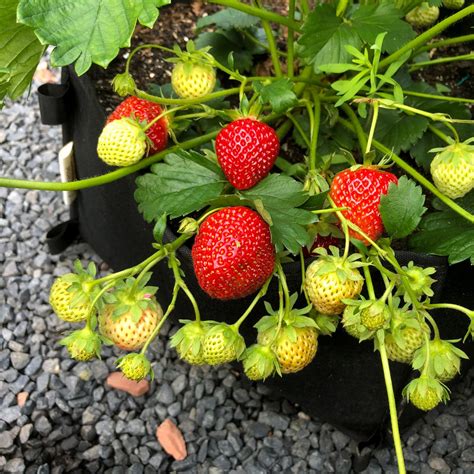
(0, 0), (44, 104)
(298, 1), (414, 69)
(17, 0), (169, 75)
(135, 151), (227, 221)
(253, 78), (298, 114)
(196, 8), (260, 30)
(409, 193), (474, 264)
(241, 174), (317, 254)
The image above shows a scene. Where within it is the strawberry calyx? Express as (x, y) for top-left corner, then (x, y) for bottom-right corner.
(397, 261), (436, 303)
(116, 353), (153, 381)
(111, 71), (137, 97)
(102, 274), (159, 324)
(310, 246), (365, 283)
(59, 326), (102, 361)
(430, 139), (474, 166)
(412, 338), (468, 383)
(60, 260), (98, 307)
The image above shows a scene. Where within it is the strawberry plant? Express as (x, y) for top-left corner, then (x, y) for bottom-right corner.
(1, 0), (474, 471)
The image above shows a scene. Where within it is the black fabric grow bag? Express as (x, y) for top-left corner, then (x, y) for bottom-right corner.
(40, 66), (474, 447)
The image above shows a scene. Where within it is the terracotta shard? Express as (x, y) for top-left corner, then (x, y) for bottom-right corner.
(156, 418), (187, 461)
(17, 392), (29, 407)
(106, 372), (149, 397)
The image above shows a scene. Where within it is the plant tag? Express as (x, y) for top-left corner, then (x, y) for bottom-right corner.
(58, 141), (76, 206)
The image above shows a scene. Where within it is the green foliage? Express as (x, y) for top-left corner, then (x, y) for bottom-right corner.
(298, 1), (415, 70)
(380, 177), (427, 238)
(0, 0), (44, 106)
(409, 192), (474, 264)
(253, 78), (298, 114)
(135, 151), (227, 221)
(196, 8), (260, 30)
(17, 0), (170, 75)
(240, 175), (317, 254)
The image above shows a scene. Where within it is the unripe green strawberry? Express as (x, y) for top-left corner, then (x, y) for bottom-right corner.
(360, 301), (391, 331)
(242, 344), (280, 381)
(171, 61), (216, 99)
(430, 140), (474, 199)
(443, 0), (464, 9)
(342, 305), (365, 339)
(202, 323), (246, 365)
(170, 320), (211, 365)
(49, 261), (97, 323)
(258, 326), (318, 374)
(97, 118), (147, 167)
(116, 353), (152, 381)
(403, 375), (448, 411)
(385, 309), (427, 364)
(305, 248), (364, 315)
(406, 3), (440, 27)
(60, 327), (102, 361)
(99, 303), (161, 351)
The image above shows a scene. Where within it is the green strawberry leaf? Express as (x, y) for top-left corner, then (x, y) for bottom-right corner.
(153, 213), (167, 245)
(17, 0), (169, 75)
(195, 29), (265, 72)
(240, 174), (317, 254)
(298, 1), (414, 70)
(380, 177), (427, 238)
(409, 192), (474, 264)
(253, 78), (298, 115)
(135, 150), (227, 221)
(0, 0), (44, 106)
(196, 8), (260, 30)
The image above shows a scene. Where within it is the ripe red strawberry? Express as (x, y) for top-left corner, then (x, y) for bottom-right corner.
(215, 118), (280, 190)
(303, 234), (341, 257)
(329, 166), (398, 244)
(107, 96), (168, 154)
(192, 206), (275, 300)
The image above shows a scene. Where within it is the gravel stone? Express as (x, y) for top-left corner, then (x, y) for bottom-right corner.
(258, 411), (290, 431)
(156, 383), (175, 405)
(10, 352), (29, 370)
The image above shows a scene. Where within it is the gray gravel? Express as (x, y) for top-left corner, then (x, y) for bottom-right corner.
(1, 92), (474, 474)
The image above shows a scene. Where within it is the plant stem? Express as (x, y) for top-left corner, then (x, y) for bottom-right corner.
(0, 131), (217, 191)
(336, 0), (349, 16)
(309, 91), (321, 172)
(424, 311), (441, 340)
(427, 124), (457, 144)
(276, 260), (291, 318)
(329, 197), (351, 260)
(377, 334), (407, 474)
(208, 0), (301, 31)
(299, 0), (309, 16)
(241, 30), (288, 57)
(394, 90), (474, 105)
(409, 53), (474, 72)
(233, 277), (272, 329)
(341, 104), (367, 159)
(137, 86), (246, 106)
(362, 260), (376, 300)
(259, 14), (283, 76)
(287, 0), (296, 78)
(414, 34), (474, 54)
(365, 101), (379, 156)
(286, 112), (311, 148)
(86, 281), (116, 330)
(379, 5), (474, 70)
(425, 303), (474, 319)
(337, 117), (474, 224)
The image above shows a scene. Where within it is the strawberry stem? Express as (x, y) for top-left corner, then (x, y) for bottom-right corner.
(365, 101), (379, 158)
(362, 257), (376, 300)
(0, 131), (218, 191)
(276, 260), (291, 319)
(85, 281), (116, 330)
(233, 276), (273, 330)
(424, 303), (474, 320)
(208, 0), (302, 31)
(377, 333), (407, 474)
(409, 53), (474, 72)
(287, 0), (296, 78)
(427, 123), (459, 144)
(309, 91), (321, 172)
(254, 0), (283, 77)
